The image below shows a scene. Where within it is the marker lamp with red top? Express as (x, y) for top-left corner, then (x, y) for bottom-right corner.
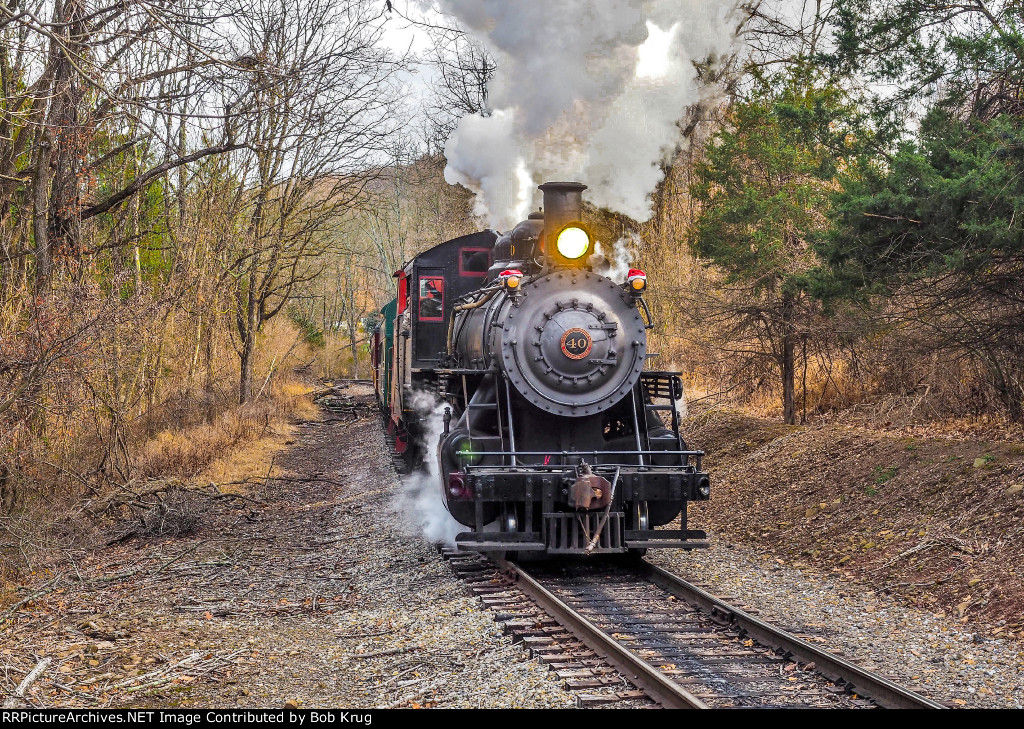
(499, 269), (523, 290)
(626, 268), (647, 292)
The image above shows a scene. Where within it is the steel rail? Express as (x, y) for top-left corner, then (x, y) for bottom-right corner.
(499, 558), (945, 709)
(499, 559), (709, 709)
(638, 561), (947, 709)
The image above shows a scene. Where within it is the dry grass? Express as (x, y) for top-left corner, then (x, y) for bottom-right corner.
(133, 318), (321, 485)
(314, 330), (370, 381)
(133, 380), (318, 483)
(200, 386), (318, 489)
(671, 331), (1024, 440)
(0, 377), (319, 608)
(0, 317), (324, 598)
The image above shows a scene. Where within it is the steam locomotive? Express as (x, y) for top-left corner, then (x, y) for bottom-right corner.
(372, 182), (709, 556)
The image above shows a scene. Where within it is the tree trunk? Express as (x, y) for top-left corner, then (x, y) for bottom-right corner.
(349, 325), (359, 379)
(32, 138), (52, 289)
(239, 327), (255, 405)
(990, 359), (1023, 423)
(801, 335), (808, 425)
(238, 261), (261, 405)
(0, 464), (15, 515)
(131, 188), (143, 292)
(781, 291), (796, 425)
(204, 315), (217, 424)
(46, 0), (88, 269)
(1008, 395), (1022, 424)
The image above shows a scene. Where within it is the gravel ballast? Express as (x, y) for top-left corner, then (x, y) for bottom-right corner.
(0, 386), (574, 709)
(650, 542), (1024, 708)
(166, 392), (577, 708)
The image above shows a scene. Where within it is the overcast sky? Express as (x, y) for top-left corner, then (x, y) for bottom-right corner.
(376, 1), (443, 128)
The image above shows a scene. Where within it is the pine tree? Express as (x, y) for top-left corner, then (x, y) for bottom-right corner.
(690, 70), (860, 423)
(821, 110), (1024, 419)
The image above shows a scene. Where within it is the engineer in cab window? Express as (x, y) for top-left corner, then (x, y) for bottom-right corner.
(420, 278), (443, 320)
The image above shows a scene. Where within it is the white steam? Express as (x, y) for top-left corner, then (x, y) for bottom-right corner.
(429, 0), (738, 229)
(591, 233), (639, 282)
(391, 392), (463, 546)
(675, 389), (688, 421)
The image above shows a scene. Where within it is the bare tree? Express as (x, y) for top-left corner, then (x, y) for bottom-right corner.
(420, 19), (495, 153)
(741, 0), (838, 71)
(0, 0), (407, 517)
(0, 1), (260, 289)
(220, 0), (403, 403)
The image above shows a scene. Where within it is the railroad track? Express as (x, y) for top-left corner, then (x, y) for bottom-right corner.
(442, 550), (947, 709)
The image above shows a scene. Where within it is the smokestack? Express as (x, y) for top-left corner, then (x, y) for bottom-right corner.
(539, 181), (587, 240)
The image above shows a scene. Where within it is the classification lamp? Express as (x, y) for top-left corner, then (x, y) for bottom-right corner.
(627, 268), (647, 292)
(451, 435), (481, 466)
(499, 269), (523, 289)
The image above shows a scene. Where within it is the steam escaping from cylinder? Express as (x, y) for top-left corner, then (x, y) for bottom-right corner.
(675, 387), (688, 421)
(391, 392), (463, 546)
(426, 0), (739, 229)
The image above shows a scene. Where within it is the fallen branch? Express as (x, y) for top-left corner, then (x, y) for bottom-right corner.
(872, 535), (978, 573)
(51, 681), (100, 703)
(82, 481), (181, 517)
(123, 678), (173, 694)
(109, 652), (203, 689)
(3, 657), (52, 708)
(108, 649), (246, 692)
(152, 542), (206, 576)
(336, 630), (393, 640)
(352, 646), (419, 659)
(382, 666), (421, 687)
(89, 567), (143, 583)
(0, 576), (64, 627)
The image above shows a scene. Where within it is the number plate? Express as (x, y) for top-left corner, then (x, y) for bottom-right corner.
(560, 327), (593, 360)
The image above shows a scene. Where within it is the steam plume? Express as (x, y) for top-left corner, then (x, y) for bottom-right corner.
(426, 0), (738, 229)
(391, 392), (463, 546)
(590, 233), (639, 282)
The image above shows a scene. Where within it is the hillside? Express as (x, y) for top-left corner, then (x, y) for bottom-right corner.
(684, 411), (1024, 636)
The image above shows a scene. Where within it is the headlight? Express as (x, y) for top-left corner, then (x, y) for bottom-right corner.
(555, 226), (590, 260)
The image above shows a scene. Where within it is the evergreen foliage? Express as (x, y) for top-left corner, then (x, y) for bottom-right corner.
(830, 1), (1024, 125)
(689, 69), (861, 423)
(824, 110), (1024, 289)
(822, 109), (1024, 418)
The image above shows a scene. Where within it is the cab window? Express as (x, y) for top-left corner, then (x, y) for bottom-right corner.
(419, 276), (444, 321)
(460, 248), (490, 276)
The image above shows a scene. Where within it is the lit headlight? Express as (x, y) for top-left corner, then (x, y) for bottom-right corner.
(555, 226), (590, 260)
